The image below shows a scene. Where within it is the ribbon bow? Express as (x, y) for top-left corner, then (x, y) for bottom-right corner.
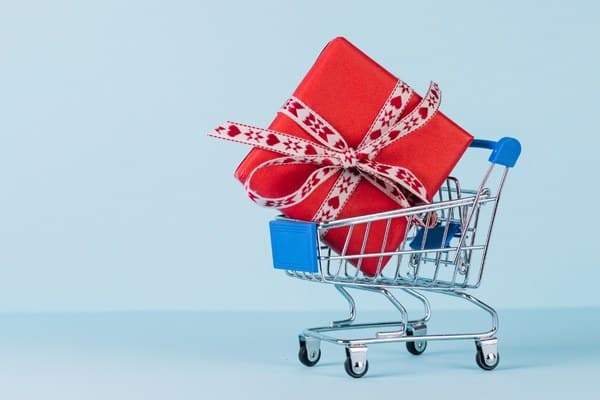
(209, 80), (441, 223)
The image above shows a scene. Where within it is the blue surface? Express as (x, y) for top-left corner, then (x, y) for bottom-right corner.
(0, 0), (599, 313)
(270, 220), (319, 273)
(0, 309), (598, 399)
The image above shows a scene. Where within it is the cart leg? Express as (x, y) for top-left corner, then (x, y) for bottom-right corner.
(331, 285), (356, 328)
(401, 288), (431, 324)
(372, 288), (408, 338)
(475, 338), (499, 370)
(298, 335), (321, 367)
(440, 290), (499, 338)
(344, 346), (369, 378)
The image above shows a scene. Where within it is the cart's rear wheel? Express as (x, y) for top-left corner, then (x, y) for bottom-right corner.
(405, 329), (427, 355)
(344, 357), (369, 378)
(406, 339), (427, 355)
(405, 324), (428, 355)
(298, 340), (321, 367)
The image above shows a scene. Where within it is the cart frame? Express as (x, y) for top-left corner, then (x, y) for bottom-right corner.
(270, 137), (521, 378)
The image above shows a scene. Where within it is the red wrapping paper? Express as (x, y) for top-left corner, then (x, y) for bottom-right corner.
(234, 37), (473, 275)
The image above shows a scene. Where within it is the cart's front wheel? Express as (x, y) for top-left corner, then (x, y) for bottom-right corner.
(298, 339), (321, 367)
(476, 348), (499, 370)
(475, 339), (499, 371)
(344, 346), (369, 378)
(344, 357), (369, 378)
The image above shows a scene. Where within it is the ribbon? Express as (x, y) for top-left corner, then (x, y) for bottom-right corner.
(209, 80), (442, 223)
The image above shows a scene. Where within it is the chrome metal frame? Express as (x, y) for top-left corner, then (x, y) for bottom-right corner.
(285, 159), (511, 376)
(302, 288), (497, 346)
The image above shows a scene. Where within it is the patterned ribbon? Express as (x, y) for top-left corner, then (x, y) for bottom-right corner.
(209, 80), (442, 223)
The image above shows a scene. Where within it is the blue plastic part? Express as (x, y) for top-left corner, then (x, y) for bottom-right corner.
(269, 219), (319, 273)
(470, 137), (521, 168)
(409, 221), (461, 250)
(470, 139), (496, 150)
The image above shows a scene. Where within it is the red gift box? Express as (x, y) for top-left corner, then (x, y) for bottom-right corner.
(211, 37), (473, 276)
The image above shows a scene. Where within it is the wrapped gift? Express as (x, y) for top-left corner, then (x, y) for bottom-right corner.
(209, 37), (473, 276)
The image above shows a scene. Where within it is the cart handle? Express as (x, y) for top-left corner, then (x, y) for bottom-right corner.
(470, 137), (521, 168)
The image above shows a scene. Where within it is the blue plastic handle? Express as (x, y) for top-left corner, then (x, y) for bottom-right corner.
(470, 137), (521, 168)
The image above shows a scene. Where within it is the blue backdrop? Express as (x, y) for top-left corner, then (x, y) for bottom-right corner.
(0, 0), (597, 312)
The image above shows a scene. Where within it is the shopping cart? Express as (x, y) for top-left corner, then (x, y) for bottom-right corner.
(269, 137), (521, 378)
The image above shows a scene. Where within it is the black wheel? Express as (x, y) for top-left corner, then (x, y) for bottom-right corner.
(344, 357), (369, 378)
(298, 343), (321, 367)
(405, 330), (427, 355)
(476, 348), (499, 370)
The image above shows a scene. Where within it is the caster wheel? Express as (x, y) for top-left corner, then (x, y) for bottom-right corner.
(405, 329), (427, 355)
(476, 348), (499, 370)
(344, 357), (369, 378)
(298, 341), (321, 367)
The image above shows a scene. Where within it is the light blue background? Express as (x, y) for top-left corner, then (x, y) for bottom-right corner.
(1, 0), (598, 312)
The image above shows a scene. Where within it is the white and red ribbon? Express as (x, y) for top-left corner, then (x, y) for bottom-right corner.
(209, 80), (442, 223)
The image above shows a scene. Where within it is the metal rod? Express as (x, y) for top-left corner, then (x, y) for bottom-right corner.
(474, 168), (510, 286)
(401, 288), (431, 323)
(375, 218), (392, 276)
(320, 196), (496, 230)
(323, 245), (485, 261)
(452, 164), (495, 263)
(331, 285), (357, 327)
(304, 330), (496, 347)
(302, 289), (498, 346)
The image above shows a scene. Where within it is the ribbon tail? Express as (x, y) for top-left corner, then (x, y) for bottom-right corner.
(360, 174), (434, 228)
(359, 160), (429, 204)
(312, 169), (362, 223)
(360, 174), (411, 209)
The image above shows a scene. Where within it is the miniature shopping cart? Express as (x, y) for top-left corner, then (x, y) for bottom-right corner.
(269, 137), (521, 378)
